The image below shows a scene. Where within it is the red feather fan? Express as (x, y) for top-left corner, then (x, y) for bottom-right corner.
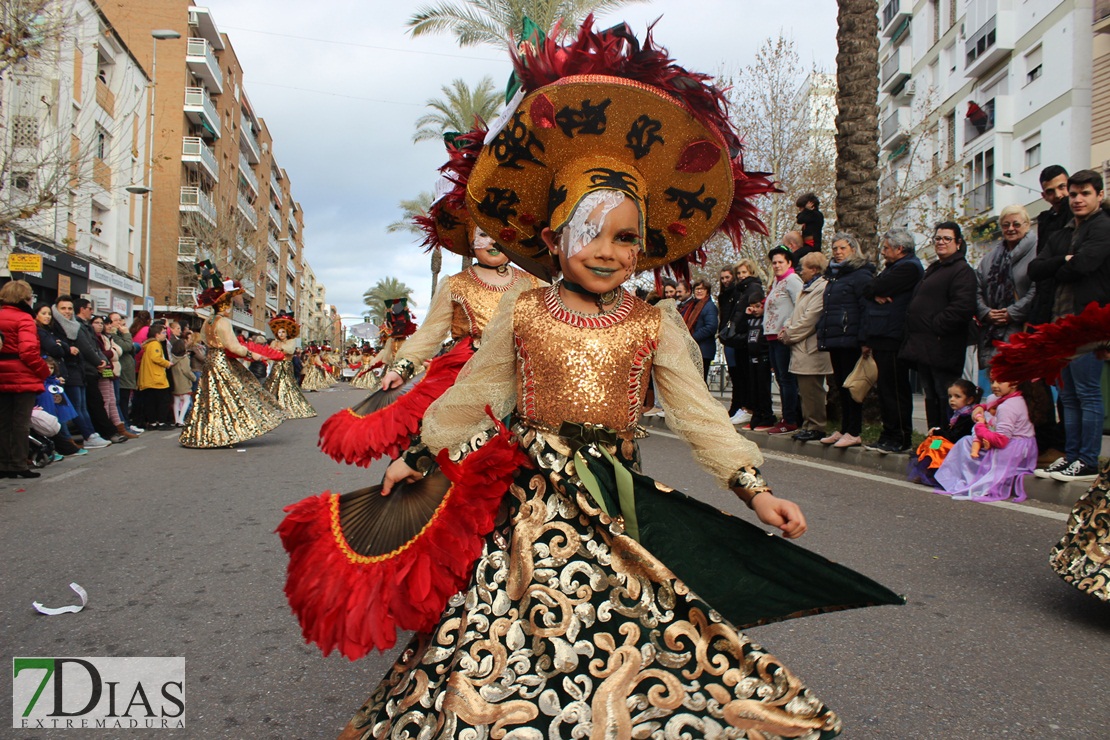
(990, 302), (1110, 384)
(317, 339), (476, 467)
(278, 419), (531, 659)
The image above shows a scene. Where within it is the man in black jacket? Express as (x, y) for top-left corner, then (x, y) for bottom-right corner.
(1030, 164), (1072, 325)
(1027, 169), (1110, 482)
(898, 222), (978, 431)
(74, 298), (126, 444)
(860, 229), (924, 452)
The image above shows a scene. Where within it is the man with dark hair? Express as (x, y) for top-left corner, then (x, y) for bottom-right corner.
(1027, 168), (1110, 482)
(73, 297), (125, 444)
(1030, 164), (1071, 325)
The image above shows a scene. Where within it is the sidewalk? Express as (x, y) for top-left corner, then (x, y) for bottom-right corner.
(645, 389), (1093, 507)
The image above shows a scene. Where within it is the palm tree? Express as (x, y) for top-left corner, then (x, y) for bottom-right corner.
(362, 277), (416, 325)
(834, 0), (880, 248)
(386, 192), (434, 236)
(414, 77), (501, 143)
(406, 0), (648, 50)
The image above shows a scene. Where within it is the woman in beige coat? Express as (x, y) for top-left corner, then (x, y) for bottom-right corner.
(779, 252), (833, 442)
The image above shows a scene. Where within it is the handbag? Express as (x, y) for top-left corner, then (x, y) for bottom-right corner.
(842, 354), (878, 404)
(718, 315), (744, 347)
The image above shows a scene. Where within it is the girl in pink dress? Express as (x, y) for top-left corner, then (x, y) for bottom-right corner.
(934, 377), (1041, 501)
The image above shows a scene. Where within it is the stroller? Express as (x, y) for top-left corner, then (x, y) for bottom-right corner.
(28, 431), (56, 469)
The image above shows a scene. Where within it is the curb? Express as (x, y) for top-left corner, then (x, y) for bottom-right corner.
(641, 415), (1087, 507)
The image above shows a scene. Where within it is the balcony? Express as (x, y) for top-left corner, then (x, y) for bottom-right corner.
(268, 233), (280, 256)
(965, 9), (1015, 78)
(286, 256), (296, 275)
(180, 186), (217, 226)
(236, 191), (258, 229)
(95, 78), (115, 117)
(176, 287), (198, 307)
(89, 235), (109, 259)
(266, 263), (279, 282)
(240, 276), (255, 295)
(269, 201), (281, 228)
(269, 178), (283, 208)
(881, 46), (911, 94)
(1098, 0), (1110, 32)
(880, 107), (909, 149)
(177, 237), (198, 262)
(285, 280), (296, 298)
(184, 87), (221, 139)
(265, 292), (278, 311)
(238, 152), (258, 194)
(238, 235), (257, 263)
(232, 308), (254, 326)
(240, 123), (260, 164)
(188, 6), (225, 51)
(185, 38), (223, 94)
(964, 181), (994, 216)
(182, 137), (218, 181)
(881, 0), (911, 38)
(288, 217), (298, 234)
(92, 158), (111, 190)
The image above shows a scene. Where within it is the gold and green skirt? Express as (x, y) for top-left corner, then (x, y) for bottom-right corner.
(349, 367), (381, 391)
(1050, 461), (1110, 602)
(264, 359), (317, 419)
(338, 427), (902, 739)
(301, 364), (329, 392)
(180, 349), (286, 448)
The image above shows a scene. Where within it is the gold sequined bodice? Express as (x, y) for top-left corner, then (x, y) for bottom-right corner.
(447, 268), (534, 340)
(204, 317), (225, 349)
(513, 286), (659, 433)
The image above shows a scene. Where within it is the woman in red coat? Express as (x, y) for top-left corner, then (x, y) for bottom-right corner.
(0, 280), (50, 478)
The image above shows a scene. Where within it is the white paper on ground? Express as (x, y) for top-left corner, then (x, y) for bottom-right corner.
(33, 582), (88, 615)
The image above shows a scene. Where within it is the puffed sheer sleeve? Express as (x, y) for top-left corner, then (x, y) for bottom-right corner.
(395, 279), (455, 368)
(422, 292), (519, 455)
(215, 317), (248, 357)
(652, 300), (763, 488)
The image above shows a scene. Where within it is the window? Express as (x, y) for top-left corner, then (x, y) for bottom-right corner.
(95, 126), (109, 160)
(1024, 141), (1042, 171)
(12, 172), (33, 192)
(1025, 46), (1043, 85)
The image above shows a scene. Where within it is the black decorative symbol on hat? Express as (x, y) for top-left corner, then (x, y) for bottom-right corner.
(555, 99), (611, 137)
(645, 228), (668, 258)
(586, 167), (639, 196)
(520, 232), (546, 255)
(548, 182), (567, 214)
(664, 184), (717, 220)
(626, 115), (664, 159)
(491, 111), (545, 169)
(477, 188), (520, 225)
(435, 207), (461, 230)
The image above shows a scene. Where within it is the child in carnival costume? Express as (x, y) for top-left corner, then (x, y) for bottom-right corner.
(280, 18), (902, 739)
(265, 310), (316, 419)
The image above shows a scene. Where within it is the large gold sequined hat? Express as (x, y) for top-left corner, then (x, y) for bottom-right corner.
(459, 18), (776, 281)
(269, 309), (299, 339)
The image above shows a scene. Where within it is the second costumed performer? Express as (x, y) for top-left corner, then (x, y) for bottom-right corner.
(180, 262), (287, 448)
(317, 193), (541, 467)
(280, 20), (902, 738)
(265, 310), (317, 419)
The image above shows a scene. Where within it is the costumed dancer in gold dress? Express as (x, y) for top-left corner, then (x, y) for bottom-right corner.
(348, 344), (380, 389)
(264, 310), (316, 419)
(317, 196), (540, 467)
(280, 20), (901, 738)
(180, 263), (287, 448)
(990, 301), (1110, 602)
(300, 345), (330, 392)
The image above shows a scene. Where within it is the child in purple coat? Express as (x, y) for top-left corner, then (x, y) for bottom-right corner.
(934, 376), (1042, 502)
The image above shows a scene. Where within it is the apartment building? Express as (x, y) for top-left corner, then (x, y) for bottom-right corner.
(877, 0), (1093, 240)
(1, 0), (150, 310)
(1092, 2), (1110, 171)
(103, 1), (319, 334)
(297, 262), (332, 344)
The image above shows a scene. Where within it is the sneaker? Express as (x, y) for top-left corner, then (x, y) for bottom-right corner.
(67, 448), (88, 457)
(792, 429), (824, 442)
(129, 426), (145, 434)
(832, 433), (862, 448)
(730, 410), (752, 425)
(820, 431), (843, 445)
(752, 422), (777, 432)
(643, 407), (663, 417)
(867, 439), (910, 455)
(1050, 460), (1099, 483)
(765, 422), (798, 435)
(83, 433), (111, 449)
(1034, 457), (1069, 479)
(51, 452), (64, 462)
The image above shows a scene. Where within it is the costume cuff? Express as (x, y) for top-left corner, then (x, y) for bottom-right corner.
(729, 466), (772, 508)
(390, 358), (417, 382)
(402, 441), (435, 473)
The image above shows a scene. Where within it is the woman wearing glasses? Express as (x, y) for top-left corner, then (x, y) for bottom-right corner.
(899, 222), (978, 429)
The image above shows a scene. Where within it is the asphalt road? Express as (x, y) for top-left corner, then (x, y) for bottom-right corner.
(1, 386), (1106, 738)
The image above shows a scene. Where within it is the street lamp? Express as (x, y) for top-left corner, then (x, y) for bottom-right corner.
(994, 176), (1042, 195)
(135, 29), (181, 307)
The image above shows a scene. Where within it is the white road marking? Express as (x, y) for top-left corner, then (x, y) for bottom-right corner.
(45, 468), (86, 482)
(647, 428), (1070, 522)
(115, 445), (146, 457)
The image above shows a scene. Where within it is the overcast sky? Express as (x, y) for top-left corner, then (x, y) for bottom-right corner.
(208, 0), (839, 322)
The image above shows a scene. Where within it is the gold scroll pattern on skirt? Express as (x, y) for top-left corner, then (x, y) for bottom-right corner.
(179, 349), (286, 448)
(338, 433), (840, 739)
(1050, 462), (1110, 602)
(264, 359), (317, 419)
